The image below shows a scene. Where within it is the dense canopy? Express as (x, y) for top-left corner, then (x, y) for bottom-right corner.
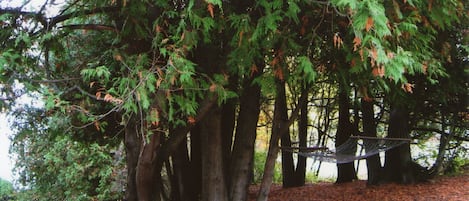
(0, 0), (467, 201)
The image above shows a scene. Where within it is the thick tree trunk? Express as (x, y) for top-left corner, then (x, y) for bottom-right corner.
(188, 124), (203, 199)
(124, 115), (141, 201)
(221, 100), (236, 186)
(200, 106), (228, 201)
(229, 71), (262, 201)
(136, 131), (162, 201)
(361, 98), (382, 185)
(335, 90), (357, 183)
(384, 106), (414, 184)
(171, 134), (191, 201)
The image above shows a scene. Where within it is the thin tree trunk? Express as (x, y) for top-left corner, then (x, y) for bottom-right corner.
(257, 80), (287, 201)
(257, 80), (307, 201)
(335, 89), (357, 183)
(361, 98), (382, 185)
(229, 68), (262, 201)
(294, 87), (308, 186)
(278, 81), (295, 187)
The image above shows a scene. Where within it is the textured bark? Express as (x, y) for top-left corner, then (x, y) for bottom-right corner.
(257, 81), (307, 201)
(293, 91), (308, 186)
(429, 110), (453, 177)
(171, 135), (191, 201)
(200, 107), (228, 201)
(384, 106), (414, 184)
(124, 116), (141, 201)
(136, 131), (162, 201)
(257, 80), (287, 201)
(335, 90), (357, 183)
(278, 81), (295, 188)
(190, 125), (203, 199)
(229, 73), (262, 201)
(221, 98), (236, 186)
(361, 98), (382, 185)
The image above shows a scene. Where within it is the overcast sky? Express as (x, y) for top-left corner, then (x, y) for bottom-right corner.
(0, 114), (14, 182)
(0, 0), (59, 183)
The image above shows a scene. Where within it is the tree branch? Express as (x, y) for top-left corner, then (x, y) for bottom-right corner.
(58, 24), (118, 32)
(47, 6), (120, 28)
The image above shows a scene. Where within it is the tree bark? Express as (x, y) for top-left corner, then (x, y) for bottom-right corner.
(256, 80), (287, 201)
(171, 134), (191, 201)
(229, 70), (262, 201)
(384, 105), (414, 184)
(221, 97), (236, 187)
(361, 98), (382, 185)
(200, 106), (229, 201)
(293, 88), (308, 186)
(257, 80), (307, 201)
(278, 81), (295, 188)
(136, 130), (162, 201)
(124, 115), (141, 201)
(335, 89), (357, 183)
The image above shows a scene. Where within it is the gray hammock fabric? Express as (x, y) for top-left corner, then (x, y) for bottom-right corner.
(282, 136), (410, 164)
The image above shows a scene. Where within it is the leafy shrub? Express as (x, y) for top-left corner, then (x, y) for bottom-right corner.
(0, 178), (14, 201)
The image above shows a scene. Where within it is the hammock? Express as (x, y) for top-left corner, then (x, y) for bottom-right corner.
(281, 136), (411, 164)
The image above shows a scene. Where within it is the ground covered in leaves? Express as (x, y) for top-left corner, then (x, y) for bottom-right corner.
(248, 171), (469, 201)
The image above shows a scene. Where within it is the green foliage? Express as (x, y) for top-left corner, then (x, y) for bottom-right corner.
(446, 157), (469, 175)
(253, 151), (282, 184)
(0, 0), (467, 198)
(13, 132), (124, 201)
(0, 178), (14, 200)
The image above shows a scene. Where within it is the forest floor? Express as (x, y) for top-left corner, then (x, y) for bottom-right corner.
(248, 168), (469, 201)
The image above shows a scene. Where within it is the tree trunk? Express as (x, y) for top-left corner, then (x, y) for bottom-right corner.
(188, 125), (203, 199)
(221, 100), (236, 186)
(335, 89), (357, 183)
(361, 98), (382, 185)
(293, 88), (308, 186)
(200, 106), (229, 201)
(429, 110), (454, 177)
(136, 130), (163, 201)
(278, 81), (295, 187)
(171, 134), (191, 201)
(384, 106), (414, 184)
(124, 115), (141, 201)
(229, 70), (262, 201)
(257, 80), (307, 201)
(272, 79), (295, 188)
(257, 80), (288, 201)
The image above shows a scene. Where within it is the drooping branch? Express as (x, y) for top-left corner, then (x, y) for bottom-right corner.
(0, 5), (120, 31)
(47, 6), (120, 28)
(58, 24), (118, 32)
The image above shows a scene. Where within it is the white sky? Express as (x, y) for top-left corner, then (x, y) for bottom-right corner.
(0, 113), (14, 182)
(0, 0), (60, 183)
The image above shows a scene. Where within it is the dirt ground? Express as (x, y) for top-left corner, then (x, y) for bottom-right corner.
(248, 171), (469, 201)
